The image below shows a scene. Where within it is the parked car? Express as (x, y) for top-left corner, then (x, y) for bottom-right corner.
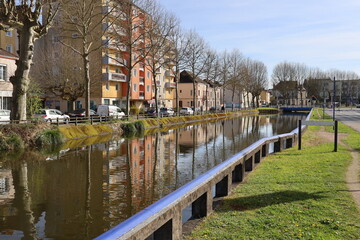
(192, 107), (201, 114)
(159, 107), (174, 116)
(144, 108), (157, 117)
(33, 109), (70, 123)
(68, 109), (97, 117)
(97, 105), (125, 117)
(180, 107), (194, 115)
(356, 104), (360, 108)
(0, 109), (10, 124)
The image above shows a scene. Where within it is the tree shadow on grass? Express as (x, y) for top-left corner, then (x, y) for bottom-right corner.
(218, 190), (325, 212)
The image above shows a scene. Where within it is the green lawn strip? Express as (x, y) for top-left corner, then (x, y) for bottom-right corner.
(187, 115), (360, 239)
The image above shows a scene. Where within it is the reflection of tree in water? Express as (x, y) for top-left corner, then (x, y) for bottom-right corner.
(0, 114), (306, 240)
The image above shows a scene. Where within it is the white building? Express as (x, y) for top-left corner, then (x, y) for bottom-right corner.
(0, 48), (17, 110)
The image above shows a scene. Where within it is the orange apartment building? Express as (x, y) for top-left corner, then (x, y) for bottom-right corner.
(35, 1), (154, 112)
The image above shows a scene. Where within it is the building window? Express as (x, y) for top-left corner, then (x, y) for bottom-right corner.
(180, 90), (182, 93)
(147, 71), (150, 79)
(106, 83), (109, 90)
(190, 90), (192, 96)
(5, 44), (12, 53)
(0, 65), (7, 81)
(104, 99), (110, 105)
(133, 84), (137, 91)
(133, 69), (137, 76)
(146, 85), (150, 92)
(115, 84), (119, 91)
(5, 31), (12, 37)
(115, 68), (120, 73)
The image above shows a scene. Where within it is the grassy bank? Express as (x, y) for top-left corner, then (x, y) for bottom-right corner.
(187, 109), (360, 239)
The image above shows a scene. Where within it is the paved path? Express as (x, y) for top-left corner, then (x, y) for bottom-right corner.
(325, 108), (360, 211)
(325, 108), (360, 132)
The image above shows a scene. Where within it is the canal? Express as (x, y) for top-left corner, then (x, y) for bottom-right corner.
(0, 113), (306, 239)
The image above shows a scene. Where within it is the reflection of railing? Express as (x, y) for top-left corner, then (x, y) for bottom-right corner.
(95, 111), (312, 240)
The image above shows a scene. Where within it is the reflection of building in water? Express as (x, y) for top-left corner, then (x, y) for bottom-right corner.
(178, 123), (224, 148)
(0, 169), (14, 204)
(104, 136), (156, 216)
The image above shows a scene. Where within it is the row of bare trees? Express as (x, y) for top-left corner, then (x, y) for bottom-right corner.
(271, 61), (360, 104)
(1, 0), (268, 120)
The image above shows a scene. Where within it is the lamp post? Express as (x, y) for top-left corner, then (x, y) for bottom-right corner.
(333, 76), (336, 121)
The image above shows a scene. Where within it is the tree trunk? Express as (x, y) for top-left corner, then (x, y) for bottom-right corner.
(175, 68), (179, 116)
(10, 27), (36, 121)
(83, 53), (91, 117)
(193, 81), (196, 114)
(153, 74), (159, 116)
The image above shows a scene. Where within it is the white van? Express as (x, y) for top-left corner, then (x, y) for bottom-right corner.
(97, 105), (125, 117)
(0, 109), (10, 124)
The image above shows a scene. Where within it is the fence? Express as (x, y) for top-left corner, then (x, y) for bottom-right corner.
(95, 110), (312, 240)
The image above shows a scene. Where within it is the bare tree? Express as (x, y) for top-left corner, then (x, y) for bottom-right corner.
(57, 0), (106, 116)
(218, 50), (231, 108)
(144, 4), (178, 115)
(227, 49), (243, 110)
(31, 47), (86, 112)
(107, 0), (154, 115)
(247, 60), (268, 107)
(167, 24), (189, 115)
(0, 0), (58, 121)
(183, 29), (209, 111)
(202, 48), (218, 111)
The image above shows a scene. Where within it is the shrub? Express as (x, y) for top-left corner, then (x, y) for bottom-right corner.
(35, 129), (64, 147)
(0, 134), (24, 151)
(130, 105), (140, 115)
(121, 122), (136, 138)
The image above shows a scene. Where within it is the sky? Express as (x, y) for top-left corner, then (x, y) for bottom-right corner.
(157, 0), (360, 77)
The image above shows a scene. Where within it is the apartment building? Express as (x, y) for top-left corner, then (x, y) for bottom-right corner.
(0, 48), (17, 110)
(154, 64), (176, 108)
(178, 70), (222, 111)
(0, 30), (17, 54)
(35, 1), (154, 112)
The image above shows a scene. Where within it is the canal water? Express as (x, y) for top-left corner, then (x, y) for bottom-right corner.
(0, 114), (306, 239)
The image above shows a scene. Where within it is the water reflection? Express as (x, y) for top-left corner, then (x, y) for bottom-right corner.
(0, 114), (305, 239)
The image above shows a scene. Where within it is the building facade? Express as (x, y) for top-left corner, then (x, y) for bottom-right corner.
(178, 71), (222, 111)
(0, 48), (17, 110)
(35, 1), (157, 113)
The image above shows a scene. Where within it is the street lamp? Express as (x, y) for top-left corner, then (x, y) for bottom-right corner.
(333, 76), (336, 121)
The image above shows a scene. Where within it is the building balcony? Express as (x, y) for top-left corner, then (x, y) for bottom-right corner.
(139, 91), (145, 99)
(156, 69), (161, 75)
(102, 39), (127, 51)
(166, 61), (176, 67)
(139, 77), (145, 85)
(102, 56), (126, 66)
(165, 70), (175, 77)
(165, 82), (176, 89)
(103, 72), (127, 82)
(102, 23), (126, 36)
(102, 6), (127, 20)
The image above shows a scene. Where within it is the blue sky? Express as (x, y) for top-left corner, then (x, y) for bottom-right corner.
(157, 0), (360, 76)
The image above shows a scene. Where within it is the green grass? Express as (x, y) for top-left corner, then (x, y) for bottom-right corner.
(187, 109), (360, 240)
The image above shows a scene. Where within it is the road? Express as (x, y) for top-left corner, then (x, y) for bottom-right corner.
(325, 108), (360, 132)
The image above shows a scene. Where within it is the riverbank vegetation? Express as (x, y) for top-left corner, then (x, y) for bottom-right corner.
(0, 110), (255, 151)
(187, 108), (360, 239)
